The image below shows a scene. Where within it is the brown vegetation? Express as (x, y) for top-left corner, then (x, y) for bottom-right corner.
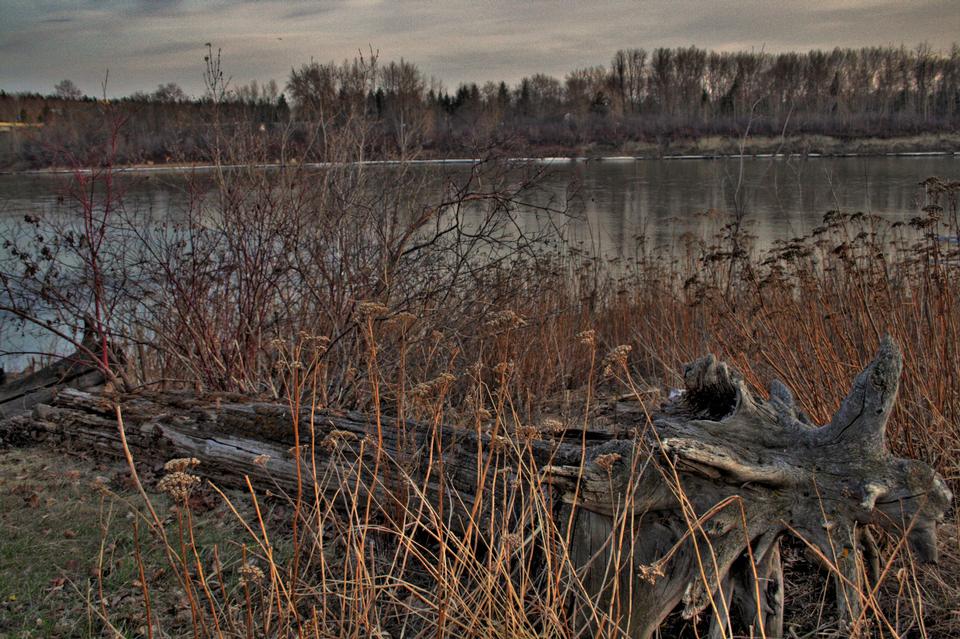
(0, 97), (958, 636)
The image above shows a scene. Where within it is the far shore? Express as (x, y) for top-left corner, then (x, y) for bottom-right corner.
(2, 133), (958, 176)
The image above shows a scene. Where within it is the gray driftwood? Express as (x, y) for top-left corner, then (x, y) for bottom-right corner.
(0, 330), (103, 420)
(2, 337), (951, 638)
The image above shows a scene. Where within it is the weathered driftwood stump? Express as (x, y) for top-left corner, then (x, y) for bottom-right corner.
(1, 337), (950, 638)
(556, 336), (952, 637)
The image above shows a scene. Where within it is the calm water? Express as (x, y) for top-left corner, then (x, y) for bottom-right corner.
(553, 155), (957, 252)
(1, 155), (956, 254)
(1, 155), (957, 369)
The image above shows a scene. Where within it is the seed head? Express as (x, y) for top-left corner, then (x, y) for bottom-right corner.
(321, 429), (358, 452)
(410, 373), (456, 402)
(541, 418), (564, 433)
(638, 561), (665, 584)
(484, 310), (527, 332)
(356, 301), (390, 319)
(164, 458), (200, 473)
(601, 344), (632, 377)
(157, 471), (201, 502)
(385, 311), (418, 329)
(516, 424), (541, 441)
(91, 476), (110, 494)
(576, 329), (596, 346)
(238, 563), (265, 586)
(503, 533), (522, 552)
(594, 452), (622, 472)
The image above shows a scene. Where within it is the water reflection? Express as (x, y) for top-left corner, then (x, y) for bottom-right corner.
(2, 156), (953, 254)
(545, 156), (954, 255)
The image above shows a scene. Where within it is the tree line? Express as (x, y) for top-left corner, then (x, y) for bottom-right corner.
(1, 43), (958, 168)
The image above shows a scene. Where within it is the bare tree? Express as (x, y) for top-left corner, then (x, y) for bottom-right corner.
(380, 58), (426, 154)
(153, 82), (187, 103)
(53, 79), (83, 100)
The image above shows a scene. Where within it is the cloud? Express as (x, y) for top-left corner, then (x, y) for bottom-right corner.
(0, 0), (956, 96)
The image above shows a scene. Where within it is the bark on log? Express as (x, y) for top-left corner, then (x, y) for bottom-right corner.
(0, 330), (103, 420)
(1, 337), (951, 638)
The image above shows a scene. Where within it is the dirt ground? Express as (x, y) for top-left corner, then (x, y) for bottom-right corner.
(0, 445), (261, 639)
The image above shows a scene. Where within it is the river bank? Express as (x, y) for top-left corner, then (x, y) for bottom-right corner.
(1, 133), (957, 176)
(548, 131), (960, 163)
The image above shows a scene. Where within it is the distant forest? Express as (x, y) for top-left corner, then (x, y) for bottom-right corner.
(1, 44), (958, 169)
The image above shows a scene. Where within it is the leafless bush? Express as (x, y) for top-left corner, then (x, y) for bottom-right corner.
(0, 97), (573, 403)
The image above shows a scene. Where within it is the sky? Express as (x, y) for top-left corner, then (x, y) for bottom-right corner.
(1, 0), (957, 97)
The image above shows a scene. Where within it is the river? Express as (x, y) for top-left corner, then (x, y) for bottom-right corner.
(0, 155), (957, 369)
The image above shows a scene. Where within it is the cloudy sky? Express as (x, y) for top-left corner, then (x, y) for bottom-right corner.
(1, 0), (957, 97)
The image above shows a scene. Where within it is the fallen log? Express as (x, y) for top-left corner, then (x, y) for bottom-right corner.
(0, 328), (104, 420)
(2, 337), (951, 638)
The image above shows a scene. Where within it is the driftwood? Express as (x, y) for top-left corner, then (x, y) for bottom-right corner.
(0, 332), (104, 420)
(1, 337), (951, 638)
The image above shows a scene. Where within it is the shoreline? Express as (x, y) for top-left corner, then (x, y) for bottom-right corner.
(3, 148), (958, 177)
(2, 132), (958, 176)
